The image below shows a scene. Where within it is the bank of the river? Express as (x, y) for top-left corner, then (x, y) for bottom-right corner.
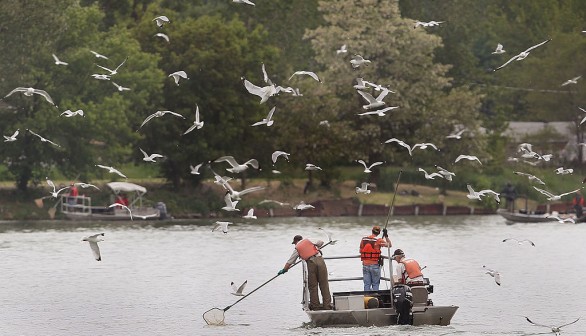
(0, 179), (540, 220)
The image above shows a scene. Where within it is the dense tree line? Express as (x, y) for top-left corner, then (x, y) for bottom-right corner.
(0, 0), (584, 192)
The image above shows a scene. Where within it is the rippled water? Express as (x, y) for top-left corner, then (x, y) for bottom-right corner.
(0, 216), (585, 335)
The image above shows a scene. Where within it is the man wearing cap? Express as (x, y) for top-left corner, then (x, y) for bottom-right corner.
(278, 235), (332, 310)
(392, 249), (425, 285)
(360, 226), (392, 291)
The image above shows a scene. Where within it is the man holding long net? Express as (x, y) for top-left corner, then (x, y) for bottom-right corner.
(278, 235), (332, 310)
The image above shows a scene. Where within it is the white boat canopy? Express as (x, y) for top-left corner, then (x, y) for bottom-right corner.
(106, 182), (147, 194)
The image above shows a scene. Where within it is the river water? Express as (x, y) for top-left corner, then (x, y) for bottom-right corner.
(0, 215), (584, 336)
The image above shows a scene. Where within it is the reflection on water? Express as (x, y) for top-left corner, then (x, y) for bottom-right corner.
(0, 216), (585, 336)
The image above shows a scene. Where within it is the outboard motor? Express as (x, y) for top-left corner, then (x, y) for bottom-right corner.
(392, 284), (413, 325)
(155, 202), (167, 220)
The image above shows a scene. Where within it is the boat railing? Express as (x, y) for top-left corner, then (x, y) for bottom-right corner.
(60, 195), (92, 215)
(302, 253), (396, 311)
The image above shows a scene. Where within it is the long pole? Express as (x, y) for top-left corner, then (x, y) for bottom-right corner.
(384, 170), (402, 308)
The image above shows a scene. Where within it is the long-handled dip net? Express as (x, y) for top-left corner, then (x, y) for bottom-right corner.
(203, 239), (336, 325)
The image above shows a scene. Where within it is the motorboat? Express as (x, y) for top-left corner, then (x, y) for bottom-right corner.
(496, 208), (579, 223)
(301, 254), (458, 327)
(59, 182), (168, 220)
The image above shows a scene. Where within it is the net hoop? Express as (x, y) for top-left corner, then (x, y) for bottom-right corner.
(203, 307), (225, 326)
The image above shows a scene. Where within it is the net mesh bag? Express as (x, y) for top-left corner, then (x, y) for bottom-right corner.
(203, 308), (225, 325)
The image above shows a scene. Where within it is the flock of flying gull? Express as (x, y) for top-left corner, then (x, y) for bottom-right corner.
(1, 5), (583, 333)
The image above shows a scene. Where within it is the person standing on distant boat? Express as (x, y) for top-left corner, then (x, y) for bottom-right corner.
(572, 192), (584, 218)
(359, 225), (392, 291)
(501, 182), (517, 212)
(279, 235), (332, 310)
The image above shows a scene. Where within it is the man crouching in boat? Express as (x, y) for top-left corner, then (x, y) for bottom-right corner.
(278, 235), (332, 310)
(360, 225), (392, 291)
(392, 249), (424, 285)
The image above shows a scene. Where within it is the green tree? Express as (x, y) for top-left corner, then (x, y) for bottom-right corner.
(0, 2), (164, 191)
(305, 0), (485, 183)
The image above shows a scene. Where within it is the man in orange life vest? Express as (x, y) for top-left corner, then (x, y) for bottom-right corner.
(392, 249), (424, 285)
(360, 225), (392, 291)
(278, 235), (332, 310)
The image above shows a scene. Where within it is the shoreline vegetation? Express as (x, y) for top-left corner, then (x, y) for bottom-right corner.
(0, 177), (569, 221)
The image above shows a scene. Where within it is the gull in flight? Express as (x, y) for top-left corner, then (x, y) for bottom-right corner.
(555, 167), (573, 175)
(336, 44), (347, 54)
(46, 177), (70, 198)
(189, 162), (204, 175)
(139, 148), (164, 163)
(414, 20), (445, 28)
(384, 138), (439, 156)
(356, 160), (383, 173)
(435, 165), (455, 181)
(467, 184), (500, 203)
(60, 109), (84, 117)
(357, 88), (390, 110)
(418, 168), (443, 180)
(241, 77), (278, 104)
(96, 164), (127, 179)
(252, 106), (276, 126)
(446, 128), (466, 139)
(231, 280), (248, 296)
(305, 163), (322, 171)
(221, 193), (240, 212)
(561, 75), (581, 87)
(82, 233), (105, 261)
(524, 316), (581, 335)
(243, 209), (257, 219)
(153, 15), (170, 28)
(91, 74), (111, 81)
(502, 238), (535, 246)
(4, 129), (19, 142)
(90, 50), (108, 59)
(95, 56), (128, 76)
(212, 221), (232, 233)
(355, 182), (371, 194)
(514, 171), (545, 185)
(493, 39), (551, 72)
(74, 182), (100, 190)
(546, 213), (576, 224)
(169, 71), (188, 86)
(108, 203), (133, 220)
(533, 186), (582, 201)
(491, 43), (505, 54)
(233, 0), (255, 5)
(578, 107), (586, 125)
(293, 201), (315, 211)
(455, 154), (482, 165)
(4, 87), (56, 106)
(52, 54), (68, 66)
(350, 54), (371, 68)
(288, 71), (321, 82)
(27, 129), (61, 147)
(214, 156), (259, 173)
(154, 33), (169, 42)
(221, 181), (265, 201)
(483, 266), (501, 286)
(112, 82), (131, 92)
(258, 200), (290, 207)
(357, 105), (399, 116)
(183, 105), (204, 135)
(272, 151), (290, 164)
(139, 110), (185, 130)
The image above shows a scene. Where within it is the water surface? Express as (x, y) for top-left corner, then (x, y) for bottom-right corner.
(0, 216), (584, 335)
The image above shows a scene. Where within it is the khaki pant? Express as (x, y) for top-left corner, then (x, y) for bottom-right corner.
(306, 255), (332, 310)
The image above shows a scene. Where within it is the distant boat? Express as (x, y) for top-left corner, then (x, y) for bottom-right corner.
(60, 182), (168, 221)
(497, 208), (573, 223)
